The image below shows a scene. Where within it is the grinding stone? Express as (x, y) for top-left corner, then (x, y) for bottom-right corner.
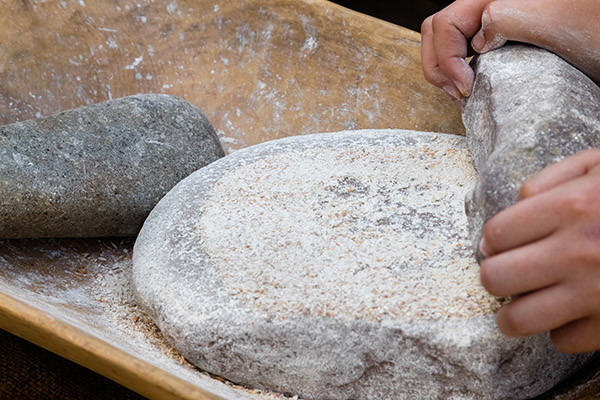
(132, 129), (592, 399)
(463, 44), (600, 258)
(0, 94), (224, 239)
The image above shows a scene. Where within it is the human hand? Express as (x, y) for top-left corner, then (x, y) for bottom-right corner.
(479, 149), (600, 353)
(421, 0), (600, 101)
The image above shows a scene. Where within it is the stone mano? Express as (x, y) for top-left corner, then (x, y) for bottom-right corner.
(0, 94), (224, 239)
(463, 44), (600, 259)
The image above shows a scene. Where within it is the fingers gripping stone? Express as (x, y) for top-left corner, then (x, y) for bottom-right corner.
(0, 94), (224, 238)
(462, 44), (600, 259)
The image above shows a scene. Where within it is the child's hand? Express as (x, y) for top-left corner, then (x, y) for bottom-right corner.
(421, 0), (600, 100)
(479, 149), (600, 353)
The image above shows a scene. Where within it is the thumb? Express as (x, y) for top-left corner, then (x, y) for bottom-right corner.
(470, 0), (550, 54)
(468, 0), (600, 84)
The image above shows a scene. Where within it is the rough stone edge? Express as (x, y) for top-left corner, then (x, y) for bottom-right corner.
(462, 43), (600, 260)
(462, 42), (600, 397)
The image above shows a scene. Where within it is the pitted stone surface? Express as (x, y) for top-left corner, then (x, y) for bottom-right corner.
(463, 44), (600, 258)
(132, 129), (591, 400)
(0, 94), (224, 238)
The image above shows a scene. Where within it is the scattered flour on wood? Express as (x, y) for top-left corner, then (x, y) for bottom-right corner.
(199, 143), (507, 322)
(55, 242), (300, 400)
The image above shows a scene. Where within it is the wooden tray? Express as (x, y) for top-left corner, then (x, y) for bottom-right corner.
(0, 1), (462, 398)
(3, 1), (597, 399)
(0, 237), (303, 399)
(0, 0), (462, 153)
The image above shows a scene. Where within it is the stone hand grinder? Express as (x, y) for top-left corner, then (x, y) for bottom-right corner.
(462, 43), (600, 260)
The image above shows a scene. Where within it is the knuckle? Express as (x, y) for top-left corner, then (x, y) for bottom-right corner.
(561, 188), (594, 218)
(571, 240), (599, 265)
(430, 12), (449, 33)
(420, 66), (446, 88)
(481, 0), (503, 34)
(482, 2), (500, 30)
(570, 233), (600, 269)
(421, 67), (436, 85)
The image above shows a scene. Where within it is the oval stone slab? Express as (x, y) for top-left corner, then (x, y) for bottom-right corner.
(0, 94), (224, 238)
(132, 130), (591, 399)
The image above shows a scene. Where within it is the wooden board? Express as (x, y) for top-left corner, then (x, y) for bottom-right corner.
(3, 1), (597, 399)
(0, 0), (463, 153)
(0, 237), (287, 399)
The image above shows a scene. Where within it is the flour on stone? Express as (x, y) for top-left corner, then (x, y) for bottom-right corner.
(199, 143), (505, 322)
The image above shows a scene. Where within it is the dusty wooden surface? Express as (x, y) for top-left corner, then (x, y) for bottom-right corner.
(4, 1), (595, 399)
(0, 0), (462, 153)
(0, 288), (222, 400)
(0, 1), (459, 398)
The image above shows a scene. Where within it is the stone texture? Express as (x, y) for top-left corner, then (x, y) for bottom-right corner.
(463, 44), (600, 258)
(132, 129), (592, 400)
(0, 94), (224, 239)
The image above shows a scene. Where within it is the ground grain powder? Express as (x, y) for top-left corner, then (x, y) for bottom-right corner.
(200, 143), (505, 321)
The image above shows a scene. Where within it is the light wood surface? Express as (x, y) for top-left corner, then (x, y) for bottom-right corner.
(0, 0), (463, 153)
(0, 1), (462, 398)
(13, 1), (591, 399)
(0, 291), (223, 400)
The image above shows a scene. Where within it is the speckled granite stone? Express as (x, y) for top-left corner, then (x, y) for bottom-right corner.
(0, 94), (224, 238)
(132, 129), (592, 400)
(463, 44), (600, 259)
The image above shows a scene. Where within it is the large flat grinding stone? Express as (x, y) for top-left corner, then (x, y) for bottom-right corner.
(132, 130), (592, 399)
(0, 94), (224, 239)
(463, 44), (600, 256)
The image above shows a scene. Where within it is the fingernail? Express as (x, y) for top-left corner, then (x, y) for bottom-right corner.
(476, 9), (507, 54)
(442, 85), (461, 100)
(479, 237), (491, 257)
(453, 79), (471, 98)
(471, 30), (485, 53)
(480, 36), (507, 53)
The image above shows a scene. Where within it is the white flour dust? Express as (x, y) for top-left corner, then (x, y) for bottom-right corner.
(199, 143), (506, 322)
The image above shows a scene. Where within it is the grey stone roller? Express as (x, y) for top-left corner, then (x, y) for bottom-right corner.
(463, 43), (600, 259)
(0, 94), (224, 239)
